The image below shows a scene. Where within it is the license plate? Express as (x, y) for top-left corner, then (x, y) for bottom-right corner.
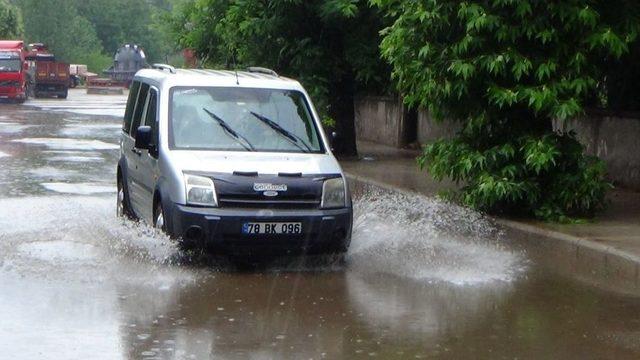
(242, 222), (302, 235)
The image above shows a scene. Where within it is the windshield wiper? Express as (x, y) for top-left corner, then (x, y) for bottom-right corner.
(202, 108), (255, 151)
(249, 111), (313, 152)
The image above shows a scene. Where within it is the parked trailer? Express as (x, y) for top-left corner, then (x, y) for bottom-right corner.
(0, 40), (29, 103)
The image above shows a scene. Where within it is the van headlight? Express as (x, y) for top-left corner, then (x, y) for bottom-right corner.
(184, 174), (217, 207)
(321, 177), (346, 209)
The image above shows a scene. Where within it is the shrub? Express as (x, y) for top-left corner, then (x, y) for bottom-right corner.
(373, 0), (637, 220)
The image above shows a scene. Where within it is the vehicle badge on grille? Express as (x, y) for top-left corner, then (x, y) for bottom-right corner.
(254, 183), (287, 197)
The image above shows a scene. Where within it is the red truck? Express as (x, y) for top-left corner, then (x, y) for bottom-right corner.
(33, 58), (70, 98)
(26, 44), (69, 99)
(0, 40), (29, 103)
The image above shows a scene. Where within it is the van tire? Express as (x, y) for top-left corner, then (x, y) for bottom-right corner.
(117, 175), (136, 220)
(154, 200), (167, 233)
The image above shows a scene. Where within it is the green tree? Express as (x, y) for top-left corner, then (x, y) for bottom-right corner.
(17, 0), (108, 71)
(0, 0), (23, 38)
(74, 0), (173, 62)
(373, 0), (639, 220)
(169, 0), (390, 156)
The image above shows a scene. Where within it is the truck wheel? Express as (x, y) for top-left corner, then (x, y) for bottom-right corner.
(59, 90), (68, 99)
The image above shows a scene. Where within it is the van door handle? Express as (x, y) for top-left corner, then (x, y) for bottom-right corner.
(131, 148), (141, 156)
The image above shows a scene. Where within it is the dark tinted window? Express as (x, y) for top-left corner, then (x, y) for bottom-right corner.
(123, 81), (141, 134)
(130, 83), (150, 137)
(145, 89), (158, 147)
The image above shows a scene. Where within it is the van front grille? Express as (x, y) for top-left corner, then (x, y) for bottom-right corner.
(218, 194), (320, 209)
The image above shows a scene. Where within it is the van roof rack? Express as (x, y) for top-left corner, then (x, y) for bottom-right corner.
(247, 67), (278, 77)
(152, 63), (177, 74)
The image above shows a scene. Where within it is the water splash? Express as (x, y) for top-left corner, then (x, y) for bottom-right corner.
(348, 185), (527, 285)
(0, 196), (182, 278)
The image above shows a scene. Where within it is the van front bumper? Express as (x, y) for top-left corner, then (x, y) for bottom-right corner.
(166, 203), (353, 255)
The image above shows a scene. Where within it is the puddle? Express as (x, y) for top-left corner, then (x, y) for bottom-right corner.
(28, 167), (78, 179)
(0, 122), (33, 134)
(17, 241), (99, 263)
(61, 109), (126, 117)
(12, 138), (118, 150)
(60, 123), (121, 137)
(47, 155), (105, 162)
(41, 182), (115, 195)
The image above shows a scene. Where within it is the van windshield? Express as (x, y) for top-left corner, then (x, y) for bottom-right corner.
(169, 87), (324, 153)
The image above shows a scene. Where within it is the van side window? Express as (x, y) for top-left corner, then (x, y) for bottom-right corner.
(144, 89), (159, 148)
(123, 81), (141, 134)
(130, 83), (150, 136)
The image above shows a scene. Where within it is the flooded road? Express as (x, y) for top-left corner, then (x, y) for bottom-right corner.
(1, 91), (640, 359)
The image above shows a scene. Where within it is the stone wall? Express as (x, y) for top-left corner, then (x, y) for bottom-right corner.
(553, 115), (640, 190)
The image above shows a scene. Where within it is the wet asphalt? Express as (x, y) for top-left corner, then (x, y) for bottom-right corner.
(1, 90), (640, 359)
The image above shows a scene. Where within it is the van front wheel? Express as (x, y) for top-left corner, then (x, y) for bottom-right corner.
(117, 176), (135, 220)
(154, 201), (167, 233)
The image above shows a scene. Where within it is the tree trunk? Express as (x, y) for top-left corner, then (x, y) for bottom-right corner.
(329, 72), (358, 157)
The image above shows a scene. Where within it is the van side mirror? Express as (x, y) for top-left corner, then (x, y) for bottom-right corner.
(135, 126), (152, 150)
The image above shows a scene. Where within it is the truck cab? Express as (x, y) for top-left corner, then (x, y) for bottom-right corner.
(0, 40), (29, 103)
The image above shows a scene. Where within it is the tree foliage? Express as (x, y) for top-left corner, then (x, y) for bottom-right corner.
(0, 0), (23, 38)
(13, 0), (176, 72)
(168, 0), (391, 155)
(373, 0), (638, 220)
(74, 0), (173, 61)
(18, 0), (107, 70)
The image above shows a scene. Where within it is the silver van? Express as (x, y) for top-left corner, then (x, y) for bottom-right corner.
(116, 65), (352, 255)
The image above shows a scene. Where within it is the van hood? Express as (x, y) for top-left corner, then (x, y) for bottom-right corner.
(168, 150), (343, 175)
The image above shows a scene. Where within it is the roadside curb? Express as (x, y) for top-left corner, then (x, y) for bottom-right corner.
(345, 172), (640, 294)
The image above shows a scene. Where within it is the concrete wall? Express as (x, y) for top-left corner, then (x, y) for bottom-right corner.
(354, 96), (458, 147)
(554, 115), (640, 190)
(354, 96), (413, 148)
(417, 110), (461, 144)
(355, 96), (640, 190)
